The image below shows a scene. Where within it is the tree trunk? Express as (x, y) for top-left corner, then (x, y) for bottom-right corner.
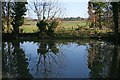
(111, 2), (119, 35)
(99, 13), (102, 29)
(12, 24), (19, 38)
(7, 2), (10, 33)
(109, 45), (118, 78)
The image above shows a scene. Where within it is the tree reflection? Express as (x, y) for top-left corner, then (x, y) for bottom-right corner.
(109, 45), (120, 78)
(30, 40), (64, 78)
(2, 40), (65, 78)
(88, 41), (120, 78)
(3, 39), (120, 78)
(2, 41), (32, 79)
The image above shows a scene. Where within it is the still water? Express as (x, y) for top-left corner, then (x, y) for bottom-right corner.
(2, 39), (120, 78)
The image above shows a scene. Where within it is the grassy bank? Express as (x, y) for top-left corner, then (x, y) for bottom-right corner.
(21, 20), (112, 38)
(3, 20), (114, 40)
(20, 20), (89, 33)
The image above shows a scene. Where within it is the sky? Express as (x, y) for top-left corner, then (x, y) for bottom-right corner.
(62, 2), (89, 18)
(27, 0), (90, 19)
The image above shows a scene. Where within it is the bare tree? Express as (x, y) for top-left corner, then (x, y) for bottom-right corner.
(28, 0), (65, 36)
(28, 0), (64, 21)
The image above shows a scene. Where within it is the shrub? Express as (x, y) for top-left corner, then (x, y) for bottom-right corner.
(36, 19), (59, 36)
(36, 20), (48, 33)
(47, 20), (59, 36)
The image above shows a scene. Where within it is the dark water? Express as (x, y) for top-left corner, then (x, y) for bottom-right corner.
(2, 39), (120, 78)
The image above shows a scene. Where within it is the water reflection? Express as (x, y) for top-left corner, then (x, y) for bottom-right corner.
(2, 41), (32, 78)
(2, 40), (120, 78)
(88, 41), (120, 78)
(30, 40), (64, 78)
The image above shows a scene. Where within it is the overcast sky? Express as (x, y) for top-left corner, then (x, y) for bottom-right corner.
(27, 0), (90, 18)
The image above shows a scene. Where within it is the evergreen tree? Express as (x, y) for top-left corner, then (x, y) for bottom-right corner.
(11, 1), (28, 38)
(111, 2), (120, 35)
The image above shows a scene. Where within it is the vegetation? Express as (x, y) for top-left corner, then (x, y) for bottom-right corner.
(2, 1), (28, 39)
(2, 1), (120, 79)
(111, 2), (120, 35)
(62, 17), (85, 21)
(2, 41), (33, 78)
(2, 1), (120, 40)
(11, 2), (28, 38)
(87, 1), (120, 41)
(2, 39), (120, 78)
(36, 18), (48, 33)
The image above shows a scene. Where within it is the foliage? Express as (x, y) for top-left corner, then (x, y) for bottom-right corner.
(48, 20), (58, 28)
(111, 2), (120, 35)
(63, 17), (84, 21)
(36, 20), (48, 33)
(36, 19), (59, 36)
(2, 41), (32, 78)
(2, 2), (13, 33)
(11, 2), (28, 38)
(47, 20), (59, 35)
(88, 1), (113, 29)
(2, 2), (6, 32)
(88, 41), (120, 78)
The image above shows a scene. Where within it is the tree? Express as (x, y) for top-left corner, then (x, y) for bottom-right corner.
(29, 0), (63, 21)
(88, 41), (118, 78)
(2, 41), (33, 78)
(47, 19), (59, 36)
(94, 2), (107, 29)
(6, 1), (11, 33)
(88, 2), (97, 28)
(2, 0), (13, 33)
(29, 0), (63, 36)
(88, 1), (115, 30)
(111, 2), (119, 35)
(2, 1), (6, 32)
(11, 1), (28, 38)
(36, 17), (48, 34)
(88, 1), (108, 29)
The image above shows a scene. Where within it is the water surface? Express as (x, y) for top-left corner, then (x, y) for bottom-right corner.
(2, 39), (120, 78)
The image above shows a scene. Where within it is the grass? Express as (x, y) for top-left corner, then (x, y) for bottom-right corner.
(61, 20), (88, 30)
(3, 20), (113, 39)
(20, 20), (38, 33)
(20, 25), (38, 33)
(20, 20), (89, 33)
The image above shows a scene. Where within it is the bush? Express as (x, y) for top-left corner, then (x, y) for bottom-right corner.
(36, 20), (48, 33)
(48, 20), (58, 33)
(36, 19), (59, 36)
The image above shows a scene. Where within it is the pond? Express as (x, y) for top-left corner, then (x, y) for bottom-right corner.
(2, 39), (120, 78)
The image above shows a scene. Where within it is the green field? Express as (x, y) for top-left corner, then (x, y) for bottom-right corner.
(3, 20), (112, 37)
(3, 19), (113, 38)
(20, 20), (89, 33)
(20, 20), (38, 33)
(61, 20), (88, 28)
